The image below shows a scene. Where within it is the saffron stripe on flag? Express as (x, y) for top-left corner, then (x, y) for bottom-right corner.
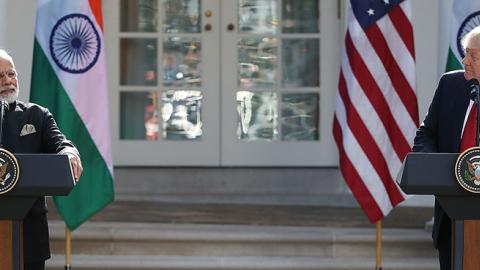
(88, 0), (103, 29)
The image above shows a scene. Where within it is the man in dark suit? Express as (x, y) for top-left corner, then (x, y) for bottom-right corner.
(413, 26), (480, 270)
(0, 49), (83, 270)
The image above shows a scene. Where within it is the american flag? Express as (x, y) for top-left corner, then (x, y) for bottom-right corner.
(333, 0), (419, 223)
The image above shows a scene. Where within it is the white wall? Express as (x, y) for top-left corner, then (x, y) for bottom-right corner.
(0, 0), (447, 208)
(2, 0), (445, 131)
(0, 0), (445, 157)
(438, 0), (454, 76)
(0, 0), (7, 47)
(0, 0), (36, 102)
(411, 0), (441, 122)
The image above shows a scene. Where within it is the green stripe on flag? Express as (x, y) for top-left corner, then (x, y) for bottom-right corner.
(446, 47), (463, 72)
(30, 39), (114, 230)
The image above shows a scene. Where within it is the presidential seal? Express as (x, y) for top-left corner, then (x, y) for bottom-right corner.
(0, 148), (19, 195)
(455, 146), (480, 193)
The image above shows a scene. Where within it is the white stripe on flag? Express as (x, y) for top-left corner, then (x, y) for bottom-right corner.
(400, 1), (412, 21)
(334, 1), (418, 222)
(349, 16), (417, 143)
(378, 15), (416, 92)
(335, 92), (393, 216)
(341, 48), (402, 180)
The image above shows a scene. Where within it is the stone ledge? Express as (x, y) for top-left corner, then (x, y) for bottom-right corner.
(46, 255), (437, 270)
(49, 221), (431, 243)
(48, 221), (436, 258)
(46, 199), (433, 228)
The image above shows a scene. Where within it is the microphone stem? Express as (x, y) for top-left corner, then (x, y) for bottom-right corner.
(0, 100), (5, 147)
(477, 85), (480, 147)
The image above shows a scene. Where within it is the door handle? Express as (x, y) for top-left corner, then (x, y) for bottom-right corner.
(204, 23), (212, 31)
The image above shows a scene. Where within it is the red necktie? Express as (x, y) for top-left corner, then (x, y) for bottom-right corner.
(460, 105), (478, 152)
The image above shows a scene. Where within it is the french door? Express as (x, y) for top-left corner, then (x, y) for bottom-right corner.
(221, 0), (340, 166)
(105, 0), (340, 166)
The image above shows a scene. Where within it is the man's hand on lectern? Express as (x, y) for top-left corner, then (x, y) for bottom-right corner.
(67, 153), (83, 182)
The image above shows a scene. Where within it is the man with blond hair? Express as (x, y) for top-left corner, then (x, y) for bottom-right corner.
(413, 26), (480, 270)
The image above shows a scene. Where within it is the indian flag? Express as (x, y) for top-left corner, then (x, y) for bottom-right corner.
(446, 0), (480, 71)
(30, 0), (114, 230)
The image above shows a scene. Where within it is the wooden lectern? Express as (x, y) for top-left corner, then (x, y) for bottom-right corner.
(0, 154), (74, 270)
(398, 152), (480, 270)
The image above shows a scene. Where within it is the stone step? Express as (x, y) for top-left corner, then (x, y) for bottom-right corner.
(45, 255), (437, 270)
(49, 221), (436, 259)
(46, 199), (433, 228)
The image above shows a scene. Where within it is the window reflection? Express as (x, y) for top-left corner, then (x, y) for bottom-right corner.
(237, 91), (278, 141)
(162, 0), (201, 33)
(282, 39), (319, 87)
(120, 91), (159, 140)
(281, 93), (319, 141)
(238, 0), (278, 34)
(163, 37), (201, 87)
(162, 90), (203, 140)
(120, 0), (158, 32)
(281, 0), (319, 33)
(120, 38), (157, 86)
(238, 38), (277, 88)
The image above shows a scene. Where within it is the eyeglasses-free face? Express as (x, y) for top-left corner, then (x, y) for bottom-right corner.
(0, 69), (17, 81)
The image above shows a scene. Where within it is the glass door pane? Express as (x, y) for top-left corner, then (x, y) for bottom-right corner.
(238, 0), (278, 34)
(108, 0), (220, 166)
(221, 0), (340, 166)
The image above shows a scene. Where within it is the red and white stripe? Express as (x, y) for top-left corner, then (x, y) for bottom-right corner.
(333, 1), (418, 223)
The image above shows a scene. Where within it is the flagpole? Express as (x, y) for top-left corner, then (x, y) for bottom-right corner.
(375, 221), (382, 270)
(65, 226), (72, 270)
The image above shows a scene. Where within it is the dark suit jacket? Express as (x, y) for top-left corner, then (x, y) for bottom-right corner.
(412, 70), (470, 248)
(2, 100), (79, 263)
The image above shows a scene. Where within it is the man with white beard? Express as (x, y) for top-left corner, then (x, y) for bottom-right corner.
(0, 49), (82, 270)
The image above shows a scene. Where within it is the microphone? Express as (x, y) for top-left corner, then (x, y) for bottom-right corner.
(0, 99), (7, 147)
(468, 78), (479, 102)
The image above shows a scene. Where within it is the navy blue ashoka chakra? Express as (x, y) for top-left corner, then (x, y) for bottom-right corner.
(457, 11), (480, 59)
(50, 13), (101, 74)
